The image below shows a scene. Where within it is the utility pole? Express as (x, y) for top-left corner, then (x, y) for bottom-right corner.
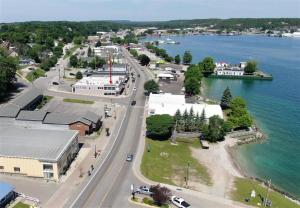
(94, 144), (97, 158)
(264, 179), (271, 207)
(186, 162), (190, 188)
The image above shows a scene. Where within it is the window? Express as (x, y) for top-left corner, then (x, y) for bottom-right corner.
(43, 164), (53, 171)
(44, 172), (54, 179)
(14, 167), (20, 173)
(0, 166), (4, 170)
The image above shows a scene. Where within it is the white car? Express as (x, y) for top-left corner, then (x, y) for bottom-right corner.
(171, 196), (191, 208)
(135, 186), (153, 195)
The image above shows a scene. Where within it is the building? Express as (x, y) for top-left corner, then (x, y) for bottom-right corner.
(11, 87), (43, 110)
(72, 76), (126, 96)
(85, 64), (129, 77)
(0, 126), (79, 181)
(148, 93), (223, 119)
(0, 182), (15, 207)
(215, 62), (246, 76)
(157, 73), (175, 82)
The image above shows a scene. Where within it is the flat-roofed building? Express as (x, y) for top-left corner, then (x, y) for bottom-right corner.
(0, 126), (79, 181)
(148, 93), (223, 119)
(85, 64), (129, 77)
(72, 76), (126, 96)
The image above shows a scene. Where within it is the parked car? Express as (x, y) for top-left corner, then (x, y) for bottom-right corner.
(52, 81), (59, 85)
(126, 154), (133, 162)
(171, 196), (191, 208)
(131, 100), (136, 106)
(135, 186), (153, 195)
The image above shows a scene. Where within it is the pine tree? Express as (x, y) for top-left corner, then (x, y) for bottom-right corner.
(174, 109), (182, 131)
(183, 109), (189, 132)
(188, 107), (195, 131)
(221, 87), (232, 109)
(195, 112), (200, 131)
(199, 109), (206, 130)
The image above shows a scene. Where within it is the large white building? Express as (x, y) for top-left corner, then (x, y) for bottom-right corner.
(148, 93), (223, 119)
(215, 62), (246, 76)
(72, 76), (126, 96)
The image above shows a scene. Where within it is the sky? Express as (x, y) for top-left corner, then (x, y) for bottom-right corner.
(0, 0), (299, 23)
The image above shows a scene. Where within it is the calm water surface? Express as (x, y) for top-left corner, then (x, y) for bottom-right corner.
(144, 35), (300, 198)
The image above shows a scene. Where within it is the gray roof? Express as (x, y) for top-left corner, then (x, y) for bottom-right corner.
(43, 112), (92, 126)
(11, 88), (42, 109)
(103, 63), (127, 69)
(83, 111), (102, 124)
(0, 125), (78, 162)
(16, 110), (48, 121)
(0, 104), (21, 118)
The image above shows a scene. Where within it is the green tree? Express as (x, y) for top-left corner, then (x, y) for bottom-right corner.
(144, 80), (159, 95)
(69, 55), (78, 67)
(138, 54), (150, 66)
(75, 71), (83, 80)
(244, 60), (257, 74)
(228, 97), (253, 129)
(201, 57), (215, 74)
(0, 56), (17, 100)
(199, 109), (206, 129)
(73, 36), (84, 45)
(129, 49), (138, 58)
(183, 50), (192, 65)
(220, 87), (232, 109)
(174, 54), (181, 64)
(184, 77), (200, 95)
(203, 115), (227, 142)
(146, 114), (175, 139)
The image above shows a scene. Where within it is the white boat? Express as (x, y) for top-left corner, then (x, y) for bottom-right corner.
(282, 32), (300, 38)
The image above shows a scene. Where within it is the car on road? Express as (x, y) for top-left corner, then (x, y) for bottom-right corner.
(131, 100), (136, 106)
(135, 186), (153, 195)
(126, 154), (133, 162)
(171, 196), (191, 208)
(52, 81), (59, 85)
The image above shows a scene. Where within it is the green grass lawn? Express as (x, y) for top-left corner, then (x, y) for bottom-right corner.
(231, 178), (300, 208)
(63, 45), (81, 59)
(141, 138), (211, 186)
(13, 202), (30, 208)
(26, 68), (46, 82)
(63, 98), (94, 104)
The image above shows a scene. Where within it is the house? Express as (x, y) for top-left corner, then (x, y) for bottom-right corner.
(82, 111), (102, 131)
(148, 93), (223, 119)
(0, 182), (15, 207)
(215, 62), (246, 76)
(43, 112), (93, 136)
(0, 126), (79, 181)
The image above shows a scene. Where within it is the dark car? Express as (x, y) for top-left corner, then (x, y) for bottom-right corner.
(52, 81), (59, 85)
(131, 100), (136, 105)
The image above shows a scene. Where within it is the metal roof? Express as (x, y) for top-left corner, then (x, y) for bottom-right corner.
(16, 110), (48, 121)
(0, 104), (21, 118)
(82, 111), (102, 124)
(43, 112), (92, 126)
(0, 126), (78, 162)
(0, 182), (14, 200)
(11, 87), (42, 109)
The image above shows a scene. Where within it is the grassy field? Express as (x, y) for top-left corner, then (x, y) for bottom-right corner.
(63, 44), (81, 59)
(231, 178), (300, 208)
(141, 138), (211, 186)
(26, 68), (45, 82)
(13, 202), (30, 208)
(63, 98), (94, 104)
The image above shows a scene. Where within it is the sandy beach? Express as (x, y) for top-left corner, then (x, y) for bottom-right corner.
(189, 136), (244, 198)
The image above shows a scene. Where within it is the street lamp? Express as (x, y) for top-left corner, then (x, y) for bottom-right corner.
(186, 162), (190, 188)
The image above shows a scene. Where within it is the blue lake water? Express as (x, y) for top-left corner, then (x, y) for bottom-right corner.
(143, 35), (300, 198)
